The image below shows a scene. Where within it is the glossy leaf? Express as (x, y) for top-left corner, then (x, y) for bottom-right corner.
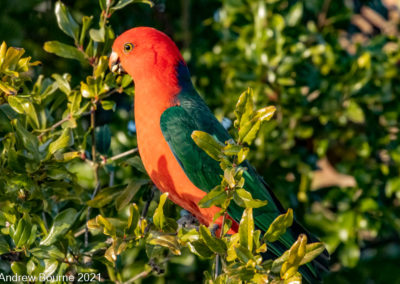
(199, 225), (227, 254)
(233, 188), (268, 208)
(44, 41), (86, 63)
(191, 130), (224, 161)
(40, 208), (78, 246)
(55, 1), (79, 41)
(263, 209), (293, 243)
(198, 185), (227, 208)
(49, 128), (74, 155)
(239, 208), (254, 252)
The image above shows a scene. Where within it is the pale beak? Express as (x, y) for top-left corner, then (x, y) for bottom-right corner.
(109, 51), (126, 74)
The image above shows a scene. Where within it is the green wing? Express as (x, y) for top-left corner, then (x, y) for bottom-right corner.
(161, 90), (289, 238)
(160, 89), (328, 282)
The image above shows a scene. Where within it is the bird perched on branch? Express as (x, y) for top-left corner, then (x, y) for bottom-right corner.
(109, 27), (328, 282)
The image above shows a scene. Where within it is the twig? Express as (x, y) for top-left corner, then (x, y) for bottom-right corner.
(141, 186), (155, 219)
(214, 255), (220, 279)
(37, 114), (71, 139)
(318, 0), (332, 28)
(104, 148), (138, 164)
(215, 212), (227, 279)
(124, 268), (152, 284)
(37, 111), (92, 139)
(85, 102), (101, 248)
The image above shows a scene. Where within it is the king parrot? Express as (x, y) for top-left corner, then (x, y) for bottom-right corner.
(109, 27), (329, 282)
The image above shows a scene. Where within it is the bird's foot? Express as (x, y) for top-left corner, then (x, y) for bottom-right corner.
(210, 223), (219, 237)
(177, 209), (199, 229)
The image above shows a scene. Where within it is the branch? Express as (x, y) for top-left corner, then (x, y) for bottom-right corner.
(37, 114), (71, 139)
(85, 102), (101, 248)
(102, 148), (138, 164)
(124, 268), (152, 284)
(37, 111), (92, 139)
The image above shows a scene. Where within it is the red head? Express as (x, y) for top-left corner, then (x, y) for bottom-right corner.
(109, 27), (186, 91)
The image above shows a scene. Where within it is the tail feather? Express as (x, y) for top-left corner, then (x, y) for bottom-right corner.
(259, 177), (330, 283)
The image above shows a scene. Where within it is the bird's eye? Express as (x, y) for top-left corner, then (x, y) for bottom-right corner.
(123, 43), (134, 53)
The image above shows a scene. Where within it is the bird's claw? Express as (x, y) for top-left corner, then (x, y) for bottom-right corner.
(177, 209), (199, 229)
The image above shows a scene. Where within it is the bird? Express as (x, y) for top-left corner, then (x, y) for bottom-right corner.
(109, 27), (328, 282)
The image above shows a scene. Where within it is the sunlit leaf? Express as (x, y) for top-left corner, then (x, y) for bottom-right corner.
(239, 208), (254, 252)
(199, 225), (227, 254)
(198, 186), (227, 208)
(191, 130), (224, 161)
(233, 188), (268, 208)
(263, 209), (293, 243)
(44, 41), (86, 63)
(55, 1), (79, 42)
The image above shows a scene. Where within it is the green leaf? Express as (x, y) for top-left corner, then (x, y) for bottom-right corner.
(124, 156), (146, 173)
(339, 242), (360, 268)
(12, 214), (32, 248)
(346, 100), (365, 124)
(148, 232), (181, 255)
(280, 234), (307, 280)
(111, 0), (154, 12)
(87, 184), (126, 208)
(11, 262), (27, 275)
(198, 186), (227, 208)
(101, 100), (116, 111)
(40, 208), (78, 246)
(226, 233), (240, 261)
(126, 203), (140, 234)
(385, 177), (400, 198)
(237, 147), (249, 164)
(30, 245), (65, 259)
(94, 56), (109, 79)
(115, 180), (147, 211)
(238, 119), (261, 145)
(239, 208), (254, 252)
(8, 96), (40, 128)
(89, 27), (105, 42)
(55, 1), (79, 42)
(234, 88), (253, 129)
(234, 245), (254, 264)
(49, 128), (74, 155)
(286, 1), (303, 27)
(96, 215), (116, 236)
(153, 192), (178, 232)
(44, 41), (86, 63)
(43, 259), (58, 279)
(0, 81), (17, 95)
(263, 209), (293, 243)
(233, 188), (268, 208)
(80, 16), (93, 46)
(300, 242), (326, 266)
(187, 240), (214, 259)
(199, 225), (227, 254)
(12, 119), (40, 160)
(224, 167), (236, 188)
(191, 130), (224, 161)
(68, 91), (82, 114)
(0, 237), (10, 254)
(52, 73), (71, 95)
(256, 106), (276, 122)
(2, 46), (25, 71)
